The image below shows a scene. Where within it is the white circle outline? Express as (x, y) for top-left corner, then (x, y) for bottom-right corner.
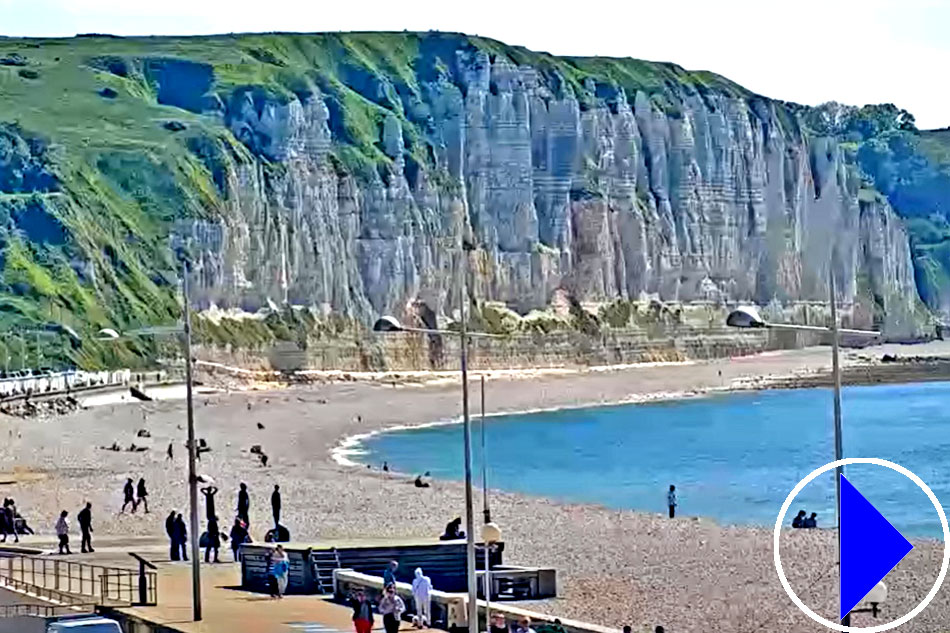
(774, 457), (950, 632)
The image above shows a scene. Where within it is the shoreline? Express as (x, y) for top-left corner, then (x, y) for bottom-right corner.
(5, 342), (950, 631)
(329, 353), (950, 471)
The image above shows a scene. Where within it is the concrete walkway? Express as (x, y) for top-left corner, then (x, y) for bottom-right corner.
(118, 563), (417, 633)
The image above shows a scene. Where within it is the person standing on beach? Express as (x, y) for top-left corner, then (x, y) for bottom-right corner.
(77, 502), (94, 553)
(136, 478), (150, 514)
(667, 485), (677, 519)
(349, 588), (374, 633)
(121, 478), (135, 513)
(378, 583), (406, 633)
(237, 483), (250, 526)
(55, 510), (71, 555)
(271, 484), (281, 527)
(201, 485), (219, 522)
(166, 442), (174, 460)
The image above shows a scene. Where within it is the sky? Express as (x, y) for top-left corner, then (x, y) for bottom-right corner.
(2, 0), (949, 129)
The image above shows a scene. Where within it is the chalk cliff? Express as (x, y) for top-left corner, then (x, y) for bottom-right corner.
(0, 32), (935, 366)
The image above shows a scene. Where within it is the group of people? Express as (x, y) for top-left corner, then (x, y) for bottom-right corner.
(1, 497), (33, 543)
(53, 502), (94, 554)
(792, 510), (819, 529)
(348, 562), (432, 633)
(121, 477), (149, 514)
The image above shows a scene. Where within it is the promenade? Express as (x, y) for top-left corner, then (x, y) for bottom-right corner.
(1, 536), (427, 633)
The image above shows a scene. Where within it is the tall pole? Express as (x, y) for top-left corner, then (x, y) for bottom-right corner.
(460, 250), (478, 633)
(480, 375), (491, 633)
(182, 260), (202, 621)
(830, 265), (847, 627)
(481, 375), (490, 524)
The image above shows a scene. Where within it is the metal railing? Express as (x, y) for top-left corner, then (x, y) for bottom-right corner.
(0, 555), (157, 606)
(0, 602), (96, 618)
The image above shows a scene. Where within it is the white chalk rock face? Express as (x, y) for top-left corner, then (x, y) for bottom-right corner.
(182, 42), (924, 339)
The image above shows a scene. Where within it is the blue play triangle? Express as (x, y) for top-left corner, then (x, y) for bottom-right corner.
(840, 474), (913, 620)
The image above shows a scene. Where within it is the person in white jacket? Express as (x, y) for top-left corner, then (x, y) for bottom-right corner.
(411, 567), (432, 628)
(55, 510), (71, 555)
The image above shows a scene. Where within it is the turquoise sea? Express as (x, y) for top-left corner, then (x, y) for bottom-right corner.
(359, 382), (950, 537)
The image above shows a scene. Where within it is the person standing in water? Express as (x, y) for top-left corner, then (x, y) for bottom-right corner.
(77, 502), (94, 553)
(121, 478), (135, 513)
(271, 484), (281, 527)
(667, 485), (677, 519)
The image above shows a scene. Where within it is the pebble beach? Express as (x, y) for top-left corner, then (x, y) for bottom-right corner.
(3, 342), (950, 632)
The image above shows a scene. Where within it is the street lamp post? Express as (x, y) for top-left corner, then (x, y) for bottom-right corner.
(181, 260), (202, 621)
(726, 273), (879, 626)
(481, 375), (490, 524)
(97, 262), (202, 622)
(372, 317), (499, 633)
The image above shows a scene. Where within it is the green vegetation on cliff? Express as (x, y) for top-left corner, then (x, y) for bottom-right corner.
(0, 32), (946, 367)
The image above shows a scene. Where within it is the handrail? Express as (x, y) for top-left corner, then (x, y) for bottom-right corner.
(0, 554), (157, 606)
(0, 602), (96, 617)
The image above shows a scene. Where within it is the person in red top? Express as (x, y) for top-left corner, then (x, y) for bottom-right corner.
(349, 588), (374, 633)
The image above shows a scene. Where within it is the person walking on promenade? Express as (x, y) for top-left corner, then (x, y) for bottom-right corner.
(174, 513), (188, 561)
(55, 510), (71, 555)
(514, 617), (536, 633)
(271, 484), (281, 527)
(205, 515), (222, 563)
(349, 588), (374, 633)
(166, 510), (179, 560)
(121, 478), (135, 513)
(0, 498), (17, 543)
(378, 583), (405, 633)
(490, 613), (509, 633)
(166, 442), (174, 460)
(77, 502), (94, 553)
(411, 567), (432, 628)
(667, 485), (677, 519)
(268, 544), (289, 598)
(136, 478), (150, 514)
(237, 483), (250, 526)
(383, 560), (399, 586)
(229, 518), (249, 562)
(201, 485), (218, 522)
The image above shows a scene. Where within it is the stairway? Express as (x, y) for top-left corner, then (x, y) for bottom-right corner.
(311, 548), (342, 595)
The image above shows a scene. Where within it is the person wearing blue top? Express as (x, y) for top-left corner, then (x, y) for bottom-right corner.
(269, 544), (290, 598)
(383, 560), (398, 586)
